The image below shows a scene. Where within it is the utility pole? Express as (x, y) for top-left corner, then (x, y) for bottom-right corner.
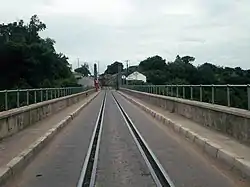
(77, 58), (80, 68)
(125, 60), (129, 85)
(117, 63), (122, 90)
(94, 63), (98, 81)
(97, 61), (100, 77)
(94, 63), (99, 91)
(89, 62), (94, 76)
(125, 60), (129, 75)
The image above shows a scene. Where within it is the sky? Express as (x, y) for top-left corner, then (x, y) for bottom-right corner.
(1, 0), (250, 73)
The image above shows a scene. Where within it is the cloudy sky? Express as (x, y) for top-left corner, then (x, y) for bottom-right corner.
(1, 0), (250, 72)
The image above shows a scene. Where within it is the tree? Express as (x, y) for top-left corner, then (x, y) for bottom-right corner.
(144, 70), (169, 85)
(138, 55), (167, 84)
(104, 61), (123, 75)
(123, 65), (138, 76)
(166, 55), (198, 84)
(197, 63), (218, 84)
(75, 63), (91, 76)
(0, 15), (78, 90)
(181, 56), (195, 64)
(103, 55), (250, 109)
(139, 55), (166, 71)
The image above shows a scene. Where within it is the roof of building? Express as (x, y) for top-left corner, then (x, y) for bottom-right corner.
(127, 71), (146, 77)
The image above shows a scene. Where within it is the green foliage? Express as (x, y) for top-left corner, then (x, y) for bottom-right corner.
(124, 65), (138, 76)
(104, 61), (123, 75)
(104, 55), (250, 109)
(196, 63), (218, 84)
(127, 80), (146, 85)
(75, 63), (91, 77)
(0, 15), (78, 90)
(138, 56), (167, 85)
(181, 56), (195, 64)
(139, 55), (166, 71)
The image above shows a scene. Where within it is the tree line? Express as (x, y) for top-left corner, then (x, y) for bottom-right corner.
(103, 55), (250, 109)
(104, 55), (250, 85)
(0, 16), (87, 111)
(0, 15), (79, 90)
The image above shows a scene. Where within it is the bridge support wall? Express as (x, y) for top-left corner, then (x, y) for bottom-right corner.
(0, 89), (95, 140)
(121, 88), (250, 145)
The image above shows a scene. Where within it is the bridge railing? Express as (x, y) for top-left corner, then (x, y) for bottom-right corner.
(0, 87), (92, 112)
(122, 84), (250, 110)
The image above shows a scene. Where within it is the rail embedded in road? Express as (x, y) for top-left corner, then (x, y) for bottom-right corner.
(77, 91), (174, 187)
(111, 92), (175, 187)
(77, 91), (106, 187)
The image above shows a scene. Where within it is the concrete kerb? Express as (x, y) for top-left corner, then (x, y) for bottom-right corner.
(6, 156), (25, 177)
(0, 91), (100, 186)
(204, 141), (222, 158)
(193, 135), (208, 151)
(217, 149), (242, 168)
(117, 91), (250, 179)
(234, 158), (250, 177)
(0, 167), (11, 185)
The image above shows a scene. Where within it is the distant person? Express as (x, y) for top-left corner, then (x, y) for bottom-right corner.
(94, 79), (99, 91)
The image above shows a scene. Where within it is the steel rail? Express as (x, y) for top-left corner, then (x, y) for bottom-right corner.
(112, 92), (175, 187)
(77, 92), (106, 187)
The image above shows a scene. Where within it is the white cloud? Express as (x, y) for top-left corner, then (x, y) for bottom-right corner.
(0, 0), (250, 72)
(40, 0), (135, 25)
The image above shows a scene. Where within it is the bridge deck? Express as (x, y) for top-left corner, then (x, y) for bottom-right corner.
(120, 91), (250, 161)
(0, 93), (98, 168)
(1, 90), (250, 187)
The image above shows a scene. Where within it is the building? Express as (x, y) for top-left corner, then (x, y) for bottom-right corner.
(73, 72), (94, 87)
(126, 71), (146, 82)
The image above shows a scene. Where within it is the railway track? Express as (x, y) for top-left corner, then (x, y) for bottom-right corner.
(77, 91), (174, 187)
(77, 91), (106, 187)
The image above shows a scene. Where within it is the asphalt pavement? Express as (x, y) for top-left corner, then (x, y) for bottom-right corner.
(4, 90), (249, 187)
(113, 91), (249, 187)
(95, 92), (155, 187)
(4, 92), (105, 187)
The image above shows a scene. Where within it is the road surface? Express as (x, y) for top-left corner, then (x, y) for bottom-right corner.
(4, 90), (249, 187)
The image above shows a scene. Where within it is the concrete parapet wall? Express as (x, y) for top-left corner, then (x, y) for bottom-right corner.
(0, 89), (95, 140)
(121, 88), (250, 145)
